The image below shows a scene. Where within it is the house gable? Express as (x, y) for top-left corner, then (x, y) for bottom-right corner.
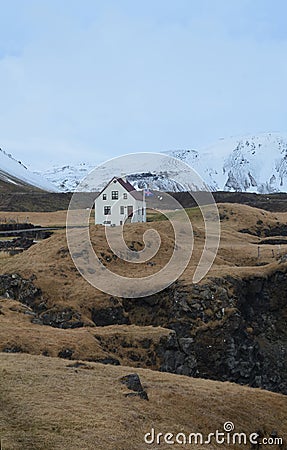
(95, 177), (146, 226)
(98, 177), (144, 201)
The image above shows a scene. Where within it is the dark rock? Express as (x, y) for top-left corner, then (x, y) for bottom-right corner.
(121, 271), (287, 394)
(0, 222), (35, 232)
(120, 373), (144, 392)
(91, 357), (120, 366)
(163, 332), (178, 350)
(31, 318), (44, 325)
(2, 345), (24, 353)
(0, 237), (34, 251)
(127, 351), (140, 362)
(0, 273), (46, 313)
(120, 373), (149, 400)
(139, 338), (152, 349)
(40, 308), (84, 329)
(58, 348), (74, 359)
(92, 302), (129, 326)
(179, 337), (194, 354)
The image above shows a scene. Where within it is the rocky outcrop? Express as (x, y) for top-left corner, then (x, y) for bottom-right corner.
(123, 271), (287, 395)
(37, 308), (84, 329)
(1, 270), (286, 394)
(239, 223), (287, 237)
(0, 223), (35, 232)
(120, 373), (149, 400)
(157, 332), (197, 377)
(0, 237), (34, 251)
(0, 274), (86, 329)
(0, 273), (45, 311)
(92, 297), (129, 326)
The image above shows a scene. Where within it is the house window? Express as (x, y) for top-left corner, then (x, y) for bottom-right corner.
(104, 206), (111, 215)
(123, 193), (127, 199)
(120, 206), (124, 214)
(112, 191), (119, 200)
(103, 194), (107, 200)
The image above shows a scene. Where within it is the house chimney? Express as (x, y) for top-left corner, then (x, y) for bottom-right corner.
(121, 172), (127, 182)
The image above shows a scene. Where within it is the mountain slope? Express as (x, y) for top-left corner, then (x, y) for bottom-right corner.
(34, 162), (93, 192)
(0, 148), (58, 192)
(38, 133), (287, 193)
(167, 132), (287, 193)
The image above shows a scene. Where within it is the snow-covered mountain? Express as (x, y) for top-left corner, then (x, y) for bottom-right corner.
(167, 133), (287, 193)
(36, 132), (287, 193)
(35, 163), (94, 192)
(0, 148), (58, 192)
(36, 154), (207, 193)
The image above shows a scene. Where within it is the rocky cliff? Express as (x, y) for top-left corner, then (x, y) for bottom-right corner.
(1, 267), (286, 395)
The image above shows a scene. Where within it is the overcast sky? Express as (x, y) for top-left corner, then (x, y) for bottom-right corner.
(0, 0), (287, 169)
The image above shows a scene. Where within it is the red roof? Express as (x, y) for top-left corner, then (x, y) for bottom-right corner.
(100, 177), (144, 201)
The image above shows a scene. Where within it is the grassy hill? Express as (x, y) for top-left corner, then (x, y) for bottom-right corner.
(0, 203), (287, 448)
(0, 353), (286, 449)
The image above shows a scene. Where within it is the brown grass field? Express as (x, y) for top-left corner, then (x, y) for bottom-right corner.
(0, 203), (287, 449)
(1, 203), (287, 311)
(0, 353), (286, 449)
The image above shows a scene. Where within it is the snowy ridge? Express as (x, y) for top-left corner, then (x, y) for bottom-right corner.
(33, 152), (205, 192)
(0, 148), (59, 192)
(166, 133), (287, 193)
(36, 132), (287, 193)
(34, 163), (93, 192)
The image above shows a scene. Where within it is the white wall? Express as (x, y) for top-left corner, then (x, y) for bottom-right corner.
(95, 179), (146, 226)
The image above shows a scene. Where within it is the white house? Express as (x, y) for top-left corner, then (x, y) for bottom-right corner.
(95, 177), (146, 226)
